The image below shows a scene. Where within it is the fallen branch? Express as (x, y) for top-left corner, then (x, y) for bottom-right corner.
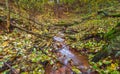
(82, 33), (104, 41)
(4, 62), (18, 74)
(12, 24), (41, 37)
(0, 56), (20, 73)
(97, 10), (120, 17)
(11, 22), (51, 38)
(54, 15), (92, 28)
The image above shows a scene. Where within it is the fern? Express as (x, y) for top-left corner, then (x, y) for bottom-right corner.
(92, 22), (120, 62)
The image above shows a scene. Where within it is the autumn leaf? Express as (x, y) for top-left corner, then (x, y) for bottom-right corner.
(2, 41), (9, 47)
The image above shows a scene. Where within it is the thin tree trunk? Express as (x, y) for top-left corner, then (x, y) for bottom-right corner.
(6, 0), (10, 32)
(15, 0), (20, 17)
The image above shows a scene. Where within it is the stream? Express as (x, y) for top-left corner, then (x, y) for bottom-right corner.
(45, 32), (93, 74)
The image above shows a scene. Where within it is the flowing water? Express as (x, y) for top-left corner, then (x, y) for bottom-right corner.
(45, 32), (93, 74)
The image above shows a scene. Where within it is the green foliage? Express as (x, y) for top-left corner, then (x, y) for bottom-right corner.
(92, 22), (120, 62)
(0, 0), (120, 73)
(18, 0), (46, 13)
(61, 0), (75, 4)
(17, 0), (119, 14)
(105, 22), (120, 40)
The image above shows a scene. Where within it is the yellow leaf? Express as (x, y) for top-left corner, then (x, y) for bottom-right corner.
(2, 41), (9, 47)
(110, 63), (117, 70)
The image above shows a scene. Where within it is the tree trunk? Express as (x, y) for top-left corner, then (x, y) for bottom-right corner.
(6, 0), (10, 32)
(15, 0), (21, 17)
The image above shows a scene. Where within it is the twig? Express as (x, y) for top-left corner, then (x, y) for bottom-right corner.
(4, 62), (18, 74)
(0, 56), (20, 73)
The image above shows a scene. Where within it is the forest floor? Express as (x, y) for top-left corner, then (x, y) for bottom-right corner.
(0, 5), (120, 74)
